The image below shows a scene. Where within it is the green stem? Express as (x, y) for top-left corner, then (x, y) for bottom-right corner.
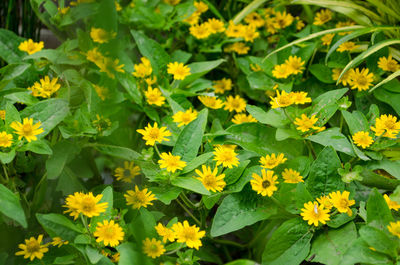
(153, 144), (161, 158)
(176, 198), (201, 226)
(305, 140), (317, 159)
(165, 243), (184, 255)
(283, 108), (294, 123)
(211, 238), (246, 248)
(179, 193), (197, 209)
(2, 164), (9, 183)
(80, 214), (93, 238)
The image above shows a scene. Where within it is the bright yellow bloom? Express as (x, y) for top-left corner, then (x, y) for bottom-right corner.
(90, 27), (116, 43)
(225, 21), (245, 38)
(189, 23), (211, 39)
(0, 131), (13, 147)
(242, 25), (260, 42)
(111, 253), (120, 262)
(94, 220), (124, 247)
(250, 169), (278, 197)
(137, 122), (171, 146)
(133, 57), (153, 78)
(232, 113), (257, 124)
(65, 192), (108, 218)
(313, 9), (332, 25)
(224, 95), (246, 112)
(282, 168), (304, 183)
(125, 185), (157, 209)
(63, 192), (82, 219)
(244, 12), (265, 28)
(337, 41), (359, 52)
(155, 223), (176, 243)
(371, 114), (400, 138)
(301, 201), (330, 226)
(18, 39), (44, 55)
(250, 63), (262, 72)
(336, 20), (356, 35)
(172, 108), (198, 127)
(291, 91), (312, 104)
(317, 195), (333, 210)
(384, 194), (400, 211)
(98, 57), (125, 79)
(296, 18), (305, 31)
(388, 221), (400, 238)
(183, 12), (200, 25)
(164, 0), (180, 5)
(352, 131), (373, 148)
(144, 87), (165, 106)
(329, 190), (355, 216)
(194, 1), (208, 13)
(348, 68), (374, 91)
(195, 165), (226, 192)
(92, 114), (111, 132)
(198, 95), (224, 109)
(285, 55), (305, 75)
(158, 152), (187, 173)
(86, 47), (105, 66)
(259, 153), (287, 169)
(272, 64), (291, 79)
(332, 68), (352, 86)
(28, 76), (61, 98)
(167, 62), (191, 80)
(205, 18), (225, 34)
(213, 145), (239, 168)
(94, 84), (108, 101)
(172, 221), (205, 250)
(321, 33), (335, 46)
(142, 238), (166, 258)
(213, 78), (232, 93)
(0, 110), (5, 120)
(145, 76), (157, 86)
(51, 237), (69, 248)
(15, 235), (48, 261)
(378, 56), (399, 72)
(114, 161), (140, 183)
(224, 42), (250, 55)
(10, 118), (44, 142)
(269, 90), (294, 109)
(273, 11), (294, 29)
(294, 114), (319, 132)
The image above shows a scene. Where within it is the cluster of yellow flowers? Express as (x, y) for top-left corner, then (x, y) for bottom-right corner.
(269, 90), (311, 108)
(86, 46), (125, 79)
(0, 117), (44, 148)
(15, 235), (69, 261)
(272, 55), (305, 79)
(28, 76), (61, 98)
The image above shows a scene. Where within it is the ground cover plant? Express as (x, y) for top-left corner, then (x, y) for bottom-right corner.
(1, 0), (400, 264)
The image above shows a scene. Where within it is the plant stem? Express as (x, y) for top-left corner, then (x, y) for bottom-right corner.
(211, 238), (246, 248)
(305, 140), (317, 159)
(179, 193), (197, 209)
(283, 108), (294, 123)
(2, 164), (9, 183)
(80, 214), (93, 238)
(154, 144), (161, 158)
(176, 198), (201, 226)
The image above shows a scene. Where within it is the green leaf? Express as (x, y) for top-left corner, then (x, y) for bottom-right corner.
(4, 91), (39, 106)
(150, 186), (181, 205)
(225, 160), (251, 185)
(366, 188), (393, 229)
(5, 102), (21, 126)
(262, 218), (312, 265)
(119, 74), (142, 105)
(341, 110), (369, 135)
(36, 213), (82, 242)
(359, 225), (398, 257)
(246, 105), (289, 128)
(369, 69), (400, 92)
(232, 0), (268, 24)
(171, 176), (210, 195)
(117, 242), (152, 265)
(18, 139), (53, 155)
(309, 64), (335, 83)
(307, 128), (355, 156)
(87, 143), (141, 160)
(367, 159), (400, 179)
(340, 238), (392, 265)
(374, 88), (400, 116)
(0, 184), (27, 228)
(225, 260), (257, 265)
(179, 59), (225, 88)
(311, 88), (348, 124)
(181, 152), (214, 174)
(0, 29), (24, 63)
(46, 140), (81, 180)
(0, 149), (16, 164)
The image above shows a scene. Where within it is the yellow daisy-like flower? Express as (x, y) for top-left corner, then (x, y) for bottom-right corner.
(158, 152), (187, 173)
(242, 25), (260, 42)
(231, 113), (257, 124)
(384, 194), (400, 211)
(51, 237), (69, 248)
(259, 153), (287, 169)
(378, 56), (399, 72)
(98, 57), (125, 79)
(190, 23), (211, 39)
(75, 192), (108, 218)
(145, 76), (157, 86)
(250, 169), (279, 197)
(225, 21), (245, 38)
(272, 64), (291, 79)
(155, 223), (176, 243)
(348, 68), (374, 91)
(15, 235), (48, 261)
(90, 27), (116, 43)
(28, 76), (61, 98)
(273, 11), (294, 29)
(352, 131), (373, 149)
(114, 161), (140, 183)
(142, 238), (166, 258)
(300, 201), (330, 227)
(194, 1), (208, 13)
(282, 168), (304, 183)
(195, 165), (226, 192)
(285, 55), (305, 75)
(172, 108), (198, 127)
(371, 114), (400, 138)
(136, 122), (171, 146)
(313, 9), (332, 25)
(164, 0), (180, 5)
(291, 91), (312, 104)
(296, 18), (305, 31)
(224, 42), (250, 55)
(205, 18), (225, 34)
(269, 90), (294, 109)
(316, 195), (333, 210)
(63, 192), (83, 220)
(213, 145), (239, 168)
(224, 95), (246, 112)
(332, 68), (352, 86)
(94, 220), (124, 247)
(125, 185), (157, 209)
(244, 12), (265, 28)
(0, 110), (5, 120)
(388, 221), (400, 238)
(336, 41), (359, 52)
(18, 39), (44, 55)
(167, 62), (191, 80)
(183, 12), (200, 25)
(213, 78), (232, 94)
(329, 190), (355, 216)
(94, 84), (108, 101)
(172, 221), (205, 250)
(10, 118), (44, 142)
(336, 20), (356, 35)
(0, 131), (13, 148)
(198, 95), (224, 109)
(86, 47), (105, 66)
(250, 63), (262, 72)
(294, 114), (319, 132)
(145, 87), (165, 107)
(133, 57), (153, 78)
(321, 33), (335, 46)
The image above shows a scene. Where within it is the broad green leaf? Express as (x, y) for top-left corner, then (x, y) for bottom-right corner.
(86, 143), (141, 160)
(179, 59), (225, 88)
(309, 64), (335, 83)
(4, 91), (39, 106)
(369, 69), (400, 92)
(117, 243), (152, 265)
(5, 102), (21, 125)
(0, 149), (16, 164)
(171, 177), (210, 195)
(225, 260), (257, 265)
(0, 29), (24, 63)
(327, 210), (356, 228)
(374, 88), (400, 116)
(24, 49), (85, 65)
(181, 152), (214, 174)
(232, 0), (268, 24)
(90, 186), (114, 230)
(341, 110), (369, 135)
(129, 208), (157, 243)
(247, 72), (275, 90)
(359, 225), (398, 257)
(367, 159), (400, 179)
(307, 128), (355, 156)
(36, 213), (82, 241)
(246, 105), (289, 128)
(18, 139), (53, 155)
(340, 238), (392, 265)
(311, 88), (348, 124)
(150, 186), (181, 205)
(367, 188), (394, 229)
(0, 184), (27, 228)
(225, 160), (251, 185)
(119, 75), (142, 105)
(360, 170), (400, 190)
(46, 140), (81, 180)
(275, 127), (301, 141)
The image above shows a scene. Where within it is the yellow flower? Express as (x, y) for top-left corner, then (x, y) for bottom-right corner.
(0, 110), (5, 120)
(244, 12), (265, 28)
(321, 33), (335, 46)
(388, 221), (400, 238)
(114, 161), (140, 183)
(145, 87), (165, 107)
(164, 0), (180, 5)
(90, 27), (116, 43)
(282, 168), (304, 183)
(10, 117), (44, 142)
(332, 68), (352, 86)
(213, 78), (232, 93)
(300, 201), (330, 226)
(371, 114), (400, 138)
(183, 12), (200, 25)
(68, 192), (108, 218)
(172, 221), (205, 250)
(86, 47), (105, 66)
(0, 131), (13, 148)
(205, 18), (225, 34)
(272, 64), (291, 79)
(316, 195), (333, 210)
(313, 9), (332, 25)
(194, 1), (208, 13)
(195, 165), (226, 192)
(143, 238), (166, 258)
(296, 18), (305, 31)
(198, 95), (224, 109)
(98, 57), (125, 79)
(378, 56), (399, 72)
(291, 91), (311, 104)
(285, 55), (305, 75)
(145, 76), (157, 86)
(158, 152), (187, 173)
(115, 1), (122, 11)
(28, 76), (61, 98)
(18, 39), (44, 55)
(15, 235), (48, 261)
(329, 190), (355, 216)
(269, 90), (294, 109)
(133, 57), (153, 78)
(224, 42), (250, 55)
(352, 131), (373, 149)
(92, 114), (111, 132)
(125, 185), (157, 209)
(384, 194), (400, 211)
(93, 84), (108, 101)
(224, 95), (246, 112)
(250, 169), (278, 197)
(172, 108), (198, 127)
(190, 23), (211, 39)
(213, 145), (239, 168)
(225, 21), (245, 38)
(51, 237), (69, 248)
(259, 153), (287, 169)
(137, 122), (171, 146)
(155, 223), (176, 243)
(273, 11), (294, 29)
(294, 114), (319, 132)
(242, 25), (260, 42)
(336, 20), (356, 35)
(94, 220), (124, 247)
(58, 6), (70, 14)
(348, 68), (374, 91)
(250, 63), (262, 72)
(167, 62), (191, 80)
(232, 113), (257, 124)
(337, 41), (359, 52)
(111, 253), (120, 262)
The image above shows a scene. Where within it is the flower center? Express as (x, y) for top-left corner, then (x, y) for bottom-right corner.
(26, 241), (40, 253)
(123, 169), (131, 178)
(149, 129), (160, 139)
(203, 174), (216, 187)
(355, 76), (367, 86)
(183, 229), (197, 241)
(22, 124), (33, 136)
(384, 120), (395, 129)
(338, 198), (349, 208)
(81, 198), (95, 212)
(262, 180), (271, 188)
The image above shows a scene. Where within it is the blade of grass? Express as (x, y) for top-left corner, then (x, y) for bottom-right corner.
(369, 70), (400, 93)
(232, 0), (269, 24)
